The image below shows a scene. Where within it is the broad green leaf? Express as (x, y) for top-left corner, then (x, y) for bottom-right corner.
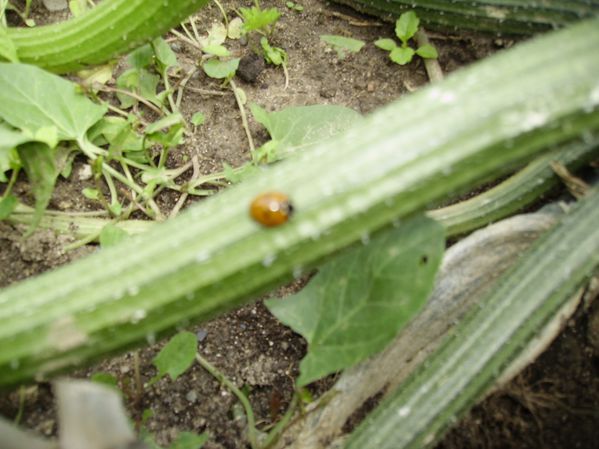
(152, 37), (178, 69)
(169, 432), (208, 449)
(127, 44), (155, 69)
(99, 224), (129, 248)
(17, 141), (59, 233)
(250, 103), (361, 157)
(0, 122), (30, 152)
(191, 112), (205, 126)
(144, 113), (184, 135)
(0, 194), (17, 220)
(0, 63), (107, 146)
(416, 43), (439, 59)
(90, 372), (119, 388)
(88, 116), (146, 154)
(395, 11), (419, 44)
(266, 215), (444, 386)
(390, 46), (415, 65)
(227, 17), (244, 39)
(152, 331), (197, 382)
(320, 35), (365, 59)
(202, 43), (230, 57)
(202, 58), (240, 80)
(0, 26), (18, 63)
(374, 38), (397, 52)
(82, 187), (100, 200)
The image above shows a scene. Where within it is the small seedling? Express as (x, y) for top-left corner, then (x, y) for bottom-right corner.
(149, 331), (197, 385)
(320, 34), (365, 59)
(239, 2), (280, 36)
(285, 1), (303, 12)
(374, 11), (438, 65)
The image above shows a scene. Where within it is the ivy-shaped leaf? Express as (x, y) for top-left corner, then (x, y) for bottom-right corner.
(151, 331), (197, 383)
(266, 215), (444, 386)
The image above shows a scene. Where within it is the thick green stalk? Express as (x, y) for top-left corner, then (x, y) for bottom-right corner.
(332, 0), (599, 34)
(344, 187), (599, 449)
(7, 140), (599, 240)
(0, 19), (598, 387)
(5, 0), (208, 73)
(428, 139), (599, 235)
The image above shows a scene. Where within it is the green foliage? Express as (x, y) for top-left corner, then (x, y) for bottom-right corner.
(320, 34), (365, 59)
(191, 112), (205, 126)
(202, 57), (240, 80)
(267, 215), (445, 386)
(260, 36), (287, 66)
(239, 5), (280, 35)
(169, 431), (209, 449)
(150, 332), (197, 384)
(90, 372), (119, 388)
(250, 103), (362, 162)
(0, 27), (18, 63)
(286, 1), (304, 12)
(374, 11), (438, 65)
(99, 224), (129, 248)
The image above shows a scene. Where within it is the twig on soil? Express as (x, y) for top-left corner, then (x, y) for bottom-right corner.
(230, 79), (257, 159)
(415, 29), (444, 83)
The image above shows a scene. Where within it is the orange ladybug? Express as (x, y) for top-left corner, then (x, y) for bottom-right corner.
(250, 192), (293, 227)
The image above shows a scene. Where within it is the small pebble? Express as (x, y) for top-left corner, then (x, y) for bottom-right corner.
(196, 328), (208, 342)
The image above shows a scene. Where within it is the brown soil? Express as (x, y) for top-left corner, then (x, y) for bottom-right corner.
(1, 1), (598, 449)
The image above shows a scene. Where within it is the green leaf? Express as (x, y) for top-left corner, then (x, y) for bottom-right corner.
(202, 58), (240, 80)
(68, 0), (88, 17)
(201, 43), (230, 57)
(127, 44), (155, 70)
(145, 113), (184, 135)
(82, 187), (100, 200)
(249, 103), (361, 158)
(90, 372), (119, 388)
(390, 46), (415, 65)
(0, 194), (17, 220)
(0, 26), (18, 63)
(169, 432), (208, 449)
(260, 37), (287, 66)
(320, 35), (365, 59)
(395, 11), (419, 44)
(152, 37), (178, 69)
(266, 215), (444, 386)
(88, 116), (146, 154)
(16, 142), (59, 233)
(0, 63), (107, 147)
(99, 224), (129, 248)
(374, 38), (397, 52)
(151, 331), (197, 382)
(240, 6), (280, 33)
(416, 43), (439, 59)
(191, 112), (205, 126)
(0, 122), (30, 152)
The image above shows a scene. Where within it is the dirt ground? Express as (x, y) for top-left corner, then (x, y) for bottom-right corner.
(1, 1), (598, 448)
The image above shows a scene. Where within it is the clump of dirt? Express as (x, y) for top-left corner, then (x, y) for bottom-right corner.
(1, 1), (597, 449)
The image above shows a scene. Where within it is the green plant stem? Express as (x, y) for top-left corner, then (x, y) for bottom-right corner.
(331, 0), (599, 35)
(344, 186), (599, 449)
(6, 0), (209, 73)
(0, 19), (597, 388)
(230, 79), (257, 159)
(195, 353), (260, 449)
(262, 395), (299, 449)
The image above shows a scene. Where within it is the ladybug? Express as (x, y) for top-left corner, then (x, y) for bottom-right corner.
(250, 191), (293, 227)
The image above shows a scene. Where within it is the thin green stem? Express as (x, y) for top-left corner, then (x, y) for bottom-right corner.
(212, 0), (229, 28)
(230, 79), (256, 160)
(196, 353), (260, 449)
